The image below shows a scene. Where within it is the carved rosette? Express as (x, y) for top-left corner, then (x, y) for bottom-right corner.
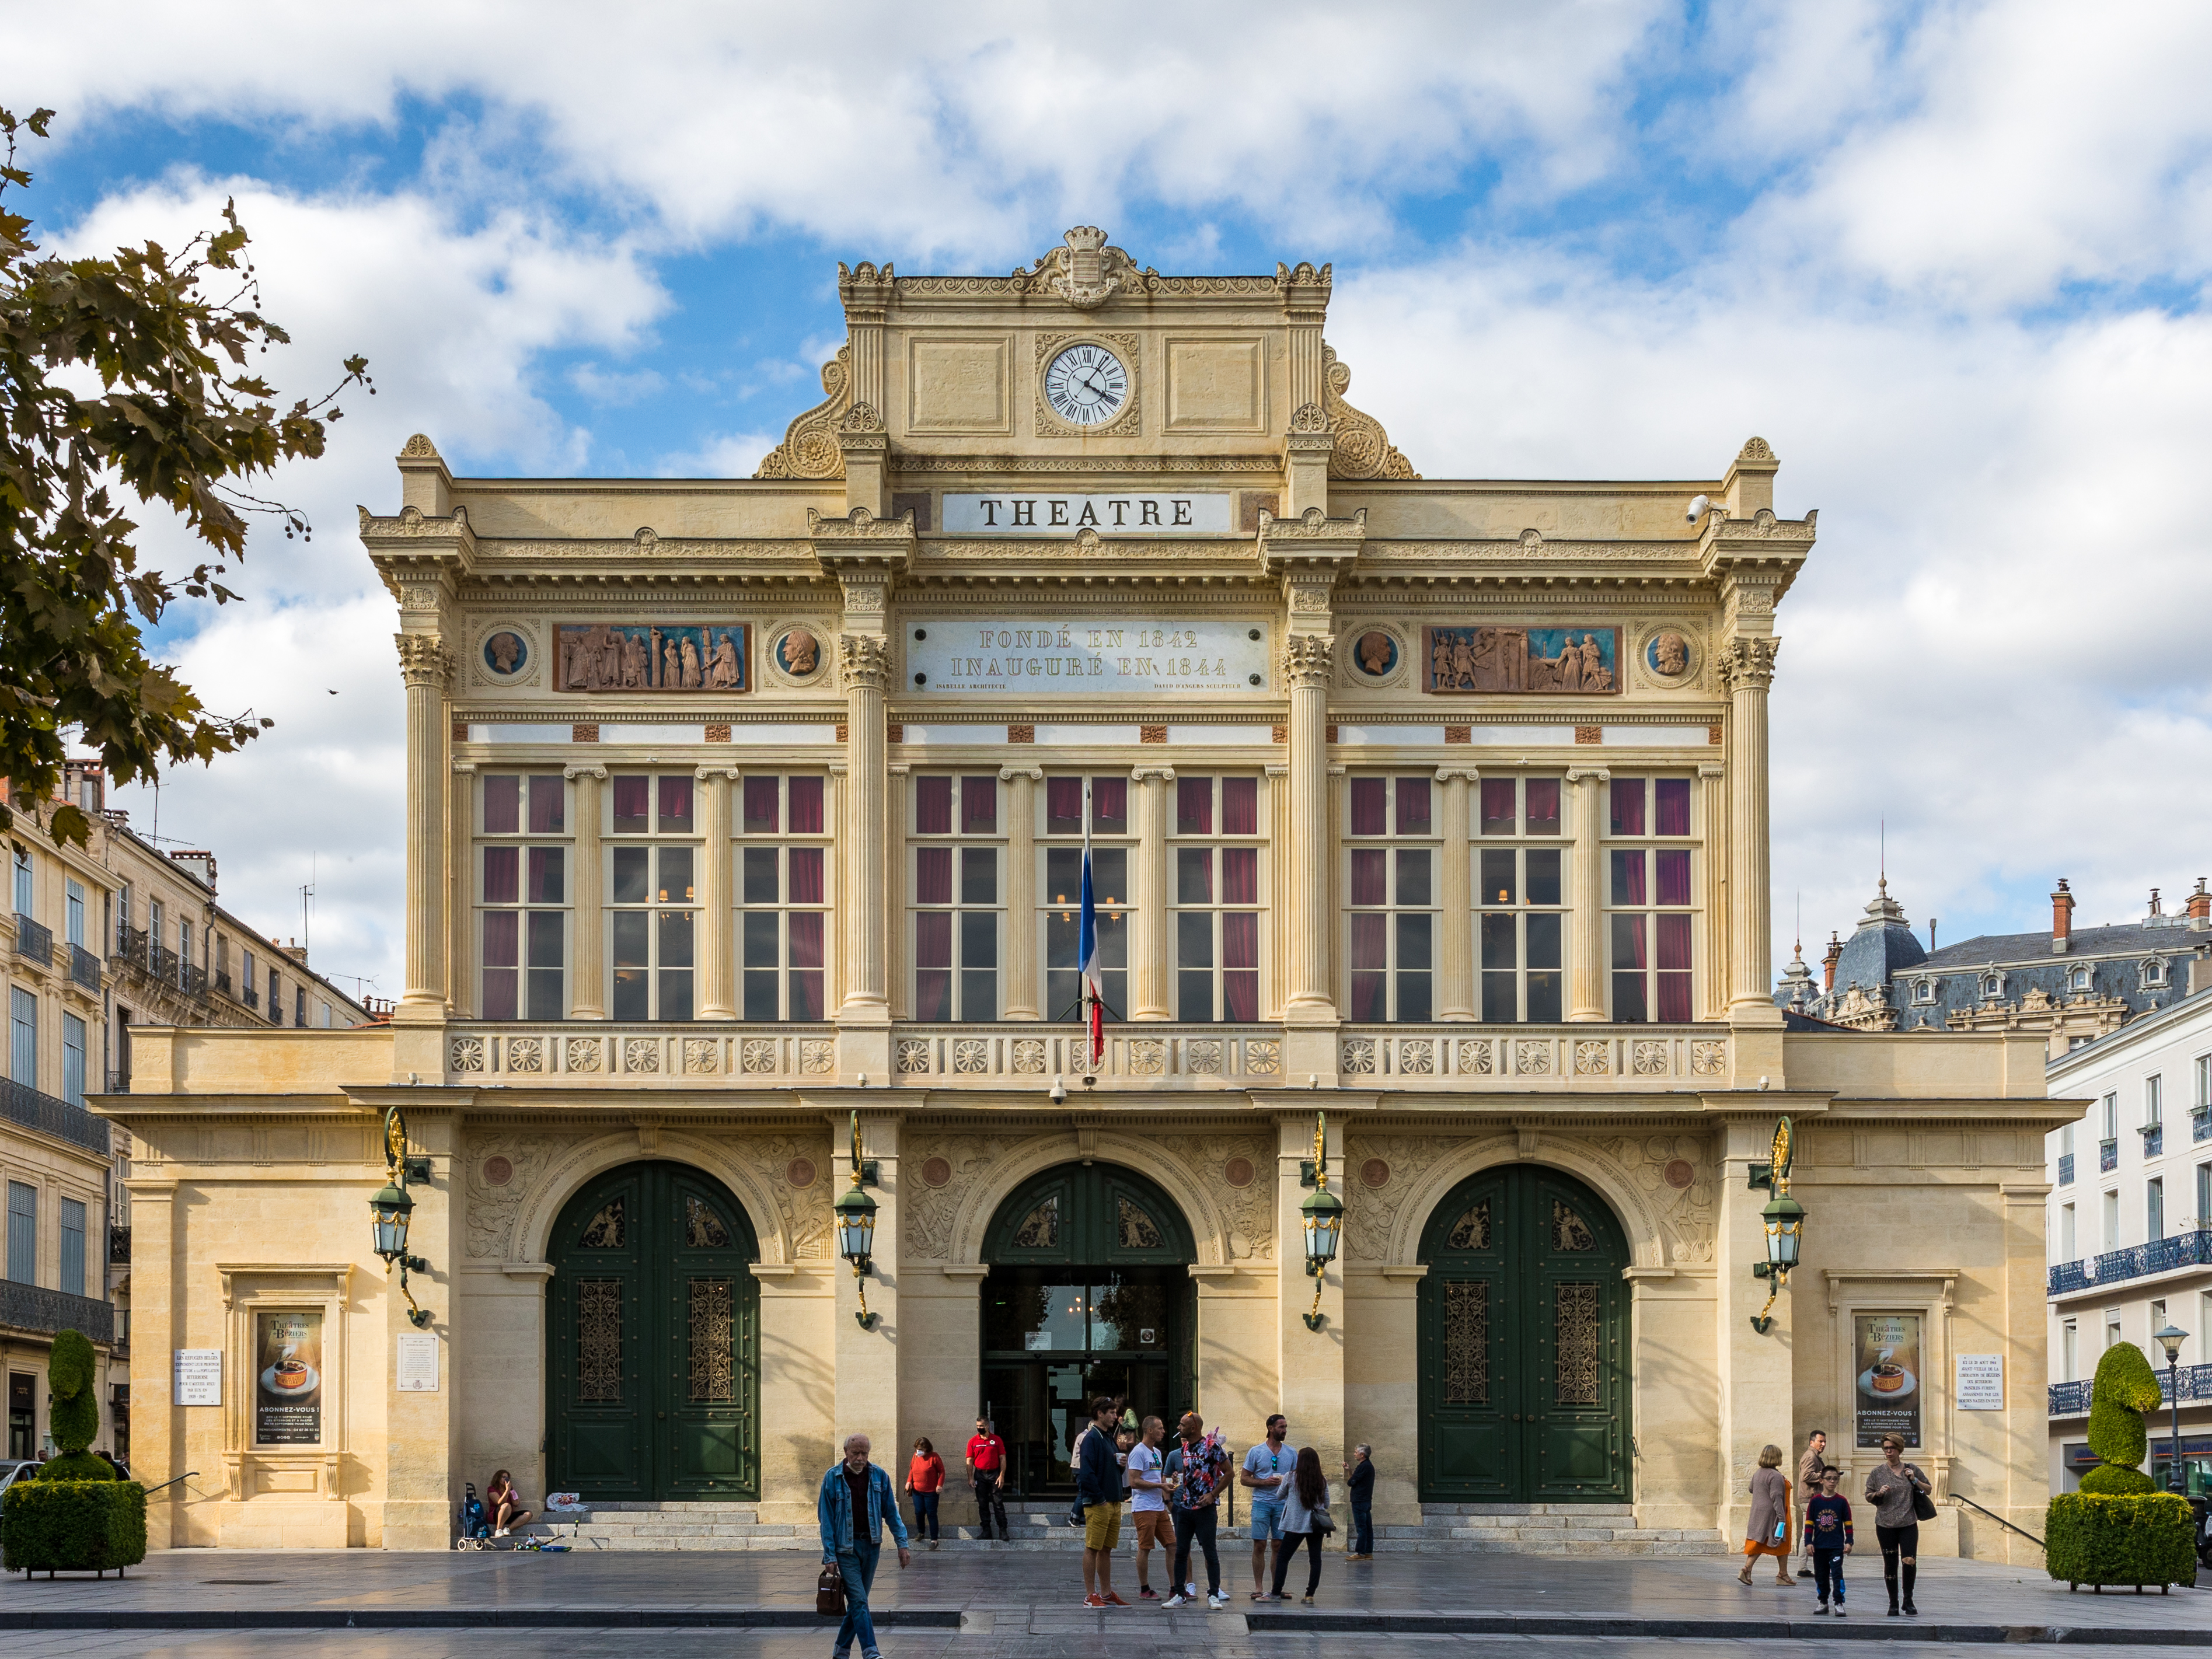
(839, 632), (892, 692)
(394, 633), (455, 691)
(753, 345), (852, 479)
(1321, 346), (1418, 480)
(1717, 636), (1781, 693)
(1282, 633), (1335, 690)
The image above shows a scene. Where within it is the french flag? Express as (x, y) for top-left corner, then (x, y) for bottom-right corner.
(1079, 778), (1104, 1064)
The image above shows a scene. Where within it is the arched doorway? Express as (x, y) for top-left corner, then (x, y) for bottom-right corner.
(547, 1160), (760, 1501)
(1417, 1164), (1630, 1503)
(980, 1162), (1195, 1497)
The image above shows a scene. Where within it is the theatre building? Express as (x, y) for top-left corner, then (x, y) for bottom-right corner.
(105, 230), (2060, 1556)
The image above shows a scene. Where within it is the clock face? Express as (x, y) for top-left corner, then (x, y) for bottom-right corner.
(1044, 343), (1129, 427)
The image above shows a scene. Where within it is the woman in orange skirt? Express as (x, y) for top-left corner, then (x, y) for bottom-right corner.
(1737, 1443), (1794, 1586)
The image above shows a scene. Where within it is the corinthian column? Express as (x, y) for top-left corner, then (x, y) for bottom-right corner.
(1721, 636), (1781, 1019)
(565, 766), (608, 1019)
(1565, 765), (1610, 1022)
(1436, 768), (1479, 1021)
(838, 633), (892, 1023)
(1000, 766), (1043, 1020)
(395, 634), (454, 1021)
(1283, 634), (1336, 1023)
(1132, 766), (1175, 1021)
(696, 767), (739, 1019)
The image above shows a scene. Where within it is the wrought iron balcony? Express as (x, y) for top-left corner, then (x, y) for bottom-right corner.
(68, 942), (101, 992)
(2195, 1109), (2212, 1145)
(2049, 1379), (2093, 1417)
(0, 1075), (111, 1157)
(2062, 1362), (2212, 1415)
(107, 1227), (130, 1266)
(0, 1280), (113, 1344)
(2143, 1123), (2165, 1158)
(12, 912), (53, 967)
(214, 970), (233, 998)
(2057, 1152), (2075, 1186)
(2049, 1229), (2212, 1297)
(2101, 1138), (2120, 1172)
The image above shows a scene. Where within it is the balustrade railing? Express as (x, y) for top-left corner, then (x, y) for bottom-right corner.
(2052, 1363), (2212, 1417)
(2049, 1229), (2212, 1296)
(0, 1280), (114, 1343)
(68, 942), (102, 991)
(0, 1075), (111, 1155)
(2048, 1379), (2093, 1417)
(11, 913), (53, 966)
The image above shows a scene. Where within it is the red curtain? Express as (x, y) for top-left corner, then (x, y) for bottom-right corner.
(788, 776), (825, 833)
(481, 910), (518, 966)
(1222, 848), (1258, 904)
(1526, 777), (1561, 834)
(1178, 776), (1213, 835)
(1610, 777), (1645, 836)
(483, 774), (519, 834)
(962, 775), (997, 832)
(612, 774), (650, 829)
(1480, 778), (1516, 834)
(789, 848), (825, 904)
(915, 848), (953, 906)
(1351, 778), (1387, 835)
(1350, 912), (1388, 970)
(1655, 777), (1690, 836)
(744, 775), (780, 830)
(789, 911), (825, 969)
(1222, 777), (1258, 836)
(658, 774), (694, 831)
(1656, 849), (1691, 907)
(1047, 777), (1083, 828)
(1351, 849), (1388, 906)
(1613, 850), (1646, 905)
(916, 776), (953, 834)
(482, 847), (518, 905)
(1093, 776), (1128, 829)
(1396, 777), (1432, 834)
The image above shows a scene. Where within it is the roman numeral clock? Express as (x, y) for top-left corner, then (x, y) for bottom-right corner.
(1042, 342), (1129, 427)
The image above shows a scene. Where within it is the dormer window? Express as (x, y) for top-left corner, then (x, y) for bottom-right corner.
(2143, 958), (2169, 989)
(1914, 978), (1937, 1004)
(2070, 967), (2091, 992)
(1981, 972), (2005, 1000)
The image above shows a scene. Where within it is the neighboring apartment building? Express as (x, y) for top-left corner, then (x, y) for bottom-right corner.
(2044, 968), (2212, 1493)
(4, 767), (375, 1464)
(1785, 876), (2211, 1059)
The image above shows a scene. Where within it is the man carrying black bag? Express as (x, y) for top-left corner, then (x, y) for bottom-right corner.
(818, 1433), (910, 1659)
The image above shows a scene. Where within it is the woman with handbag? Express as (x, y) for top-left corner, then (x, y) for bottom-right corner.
(1863, 1434), (1934, 1618)
(1737, 1444), (1795, 1587)
(1268, 1446), (1333, 1604)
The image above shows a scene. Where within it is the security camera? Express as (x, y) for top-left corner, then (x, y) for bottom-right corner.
(1757, 1075), (1770, 1091)
(1050, 1075), (1067, 1104)
(1686, 495), (1711, 524)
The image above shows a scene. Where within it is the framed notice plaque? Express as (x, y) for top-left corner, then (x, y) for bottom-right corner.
(173, 1349), (221, 1406)
(1955, 1353), (2004, 1411)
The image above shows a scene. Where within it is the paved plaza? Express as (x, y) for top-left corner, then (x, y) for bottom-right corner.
(5, 1548), (2212, 1653)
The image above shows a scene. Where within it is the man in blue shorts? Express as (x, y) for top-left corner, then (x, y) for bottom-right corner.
(1240, 1413), (1290, 1599)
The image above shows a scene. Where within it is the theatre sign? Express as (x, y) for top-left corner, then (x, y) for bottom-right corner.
(109, 225), (2059, 1567)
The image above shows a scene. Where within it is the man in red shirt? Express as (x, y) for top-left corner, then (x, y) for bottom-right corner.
(964, 1416), (1010, 1543)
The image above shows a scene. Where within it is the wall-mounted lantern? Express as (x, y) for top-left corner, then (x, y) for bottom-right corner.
(1298, 1110), (1343, 1332)
(834, 1110), (880, 1329)
(1748, 1116), (1803, 1336)
(370, 1106), (434, 1328)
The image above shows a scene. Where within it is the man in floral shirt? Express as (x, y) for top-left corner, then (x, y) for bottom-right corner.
(1161, 1412), (1230, 1609)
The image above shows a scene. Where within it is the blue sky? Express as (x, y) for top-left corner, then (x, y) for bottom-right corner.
(10, 1), (2212, 1001)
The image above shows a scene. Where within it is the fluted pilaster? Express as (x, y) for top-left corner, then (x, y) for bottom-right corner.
(839, 633), (891, 1022)
(1131, 766), (1174, 1021)
(1566, 765), (1610, 1022)
(696, 767), (739, 1019)
(1000, 766), (1042, 1020)
(1283, 634), (1336, 1022)
(565, 766), (608, 1019)
(1436, 767), (1479, 1021)
(396, 634), (453, 1020)
(1721, 637), (1780, 1019)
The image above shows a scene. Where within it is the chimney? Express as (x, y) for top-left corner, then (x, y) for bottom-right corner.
(282, 937), (309, 965)
(1822, 932), (1843, 993)
(2051, 879), (2074, 954)
(168, 849), (218, 893)
(2189, 879), (2210, 932)
(2150, 887), (2164, 918)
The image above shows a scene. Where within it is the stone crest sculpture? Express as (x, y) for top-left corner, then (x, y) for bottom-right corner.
(1424, 626), (1620, 694)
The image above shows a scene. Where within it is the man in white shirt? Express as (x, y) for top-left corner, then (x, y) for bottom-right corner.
(1126, 1414), (1170, 1600)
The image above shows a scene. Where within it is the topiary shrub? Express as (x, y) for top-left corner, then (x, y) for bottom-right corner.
(2080, 1340), (2164, 1494)
(31, 1452), (114, 1483)
(2047, 1492), (2197, 1590)
(0, 1480), (146, 1576)
(46, 1330), (97, 1455)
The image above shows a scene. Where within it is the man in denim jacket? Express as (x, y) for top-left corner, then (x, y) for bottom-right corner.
(818, 1433), (910, 1659)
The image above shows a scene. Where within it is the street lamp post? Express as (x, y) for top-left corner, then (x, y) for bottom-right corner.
(2155, 1322), (2189, 1493)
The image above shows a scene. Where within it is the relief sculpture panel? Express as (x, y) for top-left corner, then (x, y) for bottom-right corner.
(1425, 626), (1620, 694)
(557, 623), (752, 692)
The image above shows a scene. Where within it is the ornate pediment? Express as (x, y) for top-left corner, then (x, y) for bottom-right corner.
(1011, 225), (1159, 310)
(1322, 346), (1418, 480)
(753, 346), (852, 480)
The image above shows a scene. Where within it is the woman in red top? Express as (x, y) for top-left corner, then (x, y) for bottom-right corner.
(905, 1437), (946, 1549)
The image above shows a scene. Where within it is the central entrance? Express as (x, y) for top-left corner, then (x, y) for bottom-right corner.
(980, 1162), (1195, 1497)
(547, 1160), (761, 1501)
(1417, 1164), (1631, 1503)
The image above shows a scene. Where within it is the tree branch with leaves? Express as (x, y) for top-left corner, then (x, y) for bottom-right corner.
(0, 106), (371, 846)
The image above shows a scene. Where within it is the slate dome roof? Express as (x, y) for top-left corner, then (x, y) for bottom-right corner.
(1832, 878), (1927, 990)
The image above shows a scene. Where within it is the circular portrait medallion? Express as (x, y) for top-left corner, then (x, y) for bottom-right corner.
(483, 630), (529, 677)
(1646, 631), (1691, 679)
(776, 628), (824, 680)
(1352, 630), (1400, 677)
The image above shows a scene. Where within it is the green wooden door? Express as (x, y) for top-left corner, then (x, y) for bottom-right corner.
(547, 1161), (760, 1501)
(1417, 1165), (1629, 1503)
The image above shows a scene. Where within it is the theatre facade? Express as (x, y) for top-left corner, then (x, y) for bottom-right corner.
(106, 230), (2060, 1556)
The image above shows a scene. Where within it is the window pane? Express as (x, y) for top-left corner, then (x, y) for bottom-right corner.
(744, 776), (780, 831)
(915, 970), (951, 1022)
(789, 847), (824, 904)
(1350, 972), (1387, 1022)
(484, 963), (518, 1022)
(658, 846), (695, 904)
(1224, 969), (1258, 1022)
(1222, 777), (1258, 836)
(1480, 849), (1515, 906)
(1656, 972), (1692, 1023)
(1350, 913), (1388, 971)
(528, 911), (564, 969)
(961, 774), (997, 832)
(1093, 777), (1127, 831)
(658, 968), (693, 1022)
(744, 968), (779, 1022)
(1177, 848), (1213, 904)
(528, 847), (564, 904)
(1656, 848), (1691, 907)
(916, 847), (953, 906)
(915, 911), (953, 968)
(744, 847), (779, 905)
(1481, 913), (1516, 970)
(1351, 778), (1387, 835)
(1351, 849), (1388, 906)
(1526, 778), (1561, 834)
(916, 776), (953, 834)
(612, 775), (650, 832)
(1398, 913), (1432, 970)
(658, 776), (694, 833)
(1527, 849), (1562, 907)
(1611, 913), (1648, 970)
(1527, 968), (1562, 1022)
(1527, 912), (1562, 970)
(744, 911), (780, 968)
(1398, 972), (1432, 1022)
(1480, 778), (1516, 835)
(526, 968), (562, 1022)
(1093, 848), (1127, 904)
(1656, 912), (1693, 972)
(1396, 849), (1431, 907)
(960, 911), (997, 968)
(612, 910), (650, 968)
(1482, 969), (1516, 1022)
(1655, 778), (1690, 836)
(960, 969), (996, 1022)
(528, 774), (565, 833)
(1610, 849), (1645, 906)
(483, 911), (519, 968)
(1046, 777), (1083, 830)
(1177, 912), (1214, 968)
(961, 847), (997, 904)
(789, 911), (824, 970)
(788, 776), (824, 834)
(1612, 972), (1647, 1022)
(1222, 847), (1258, 905)
(1178, 971), (1213, 1023)
(1609, 777), (1645, 836)
(1046, 847), (1082, 904)
(1396, 777), (1431, 834)
(483, 846), (518, 905)
(483, 774), (520, 834)
(1177, 776), (1212, 835)
(790, 968), (825, 1021)
(1223, 912), (1258, 970)
(612, 967), (649, 1021)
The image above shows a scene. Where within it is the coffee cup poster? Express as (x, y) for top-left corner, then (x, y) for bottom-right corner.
(255, 1310), (324, 1445)
(1852, 1313), (1923, 1448)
